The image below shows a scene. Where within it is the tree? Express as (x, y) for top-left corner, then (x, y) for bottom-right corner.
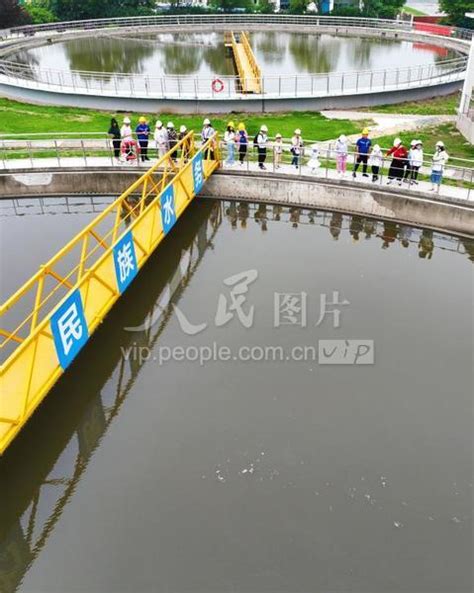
(26, 0), (58, 23)
(0, 0), (31, 28)
(50, 0), (156, 21)
(439, 0), (474, 28)
(288, 0), (307, 14)
(361, 0), (406, 19)
(210, 0), (253, 11)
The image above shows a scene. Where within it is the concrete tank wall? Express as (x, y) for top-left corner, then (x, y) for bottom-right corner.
(1, 168), (472, 237)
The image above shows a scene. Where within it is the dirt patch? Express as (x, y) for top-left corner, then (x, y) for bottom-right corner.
(64, 114), (93, 123)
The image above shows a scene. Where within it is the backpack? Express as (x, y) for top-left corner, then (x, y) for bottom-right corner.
(253, 133), (260, 147)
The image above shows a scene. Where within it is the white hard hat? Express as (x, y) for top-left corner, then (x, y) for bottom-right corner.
(155, 120), (163, 128)
(294, 128), (301, 135)
(436, 140), (445, 147)
(373, 144), (381, 151)
(180, 125), (187, 133)
(339, 134), (347, 142)
(415, 139), (423, 145)
(203, 118), (211, 125)
(410, 139), (417, 146)
(167, 121), (174, 128)
(393, 137), (402, 147)
(123, 117), (131, 124)
(260, 125), (268, 132)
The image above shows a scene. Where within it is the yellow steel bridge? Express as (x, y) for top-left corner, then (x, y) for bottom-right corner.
(0, 132), (220, 456)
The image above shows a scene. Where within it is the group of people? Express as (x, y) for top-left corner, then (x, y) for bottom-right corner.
(108, 116), (450, 190)
(108, 116), (193, 163)
(342, 128), (449, 191)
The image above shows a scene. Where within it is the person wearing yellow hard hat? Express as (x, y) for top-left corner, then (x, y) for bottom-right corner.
(236, 122), (248, 166)
(135, 116), (151, 162)
(352, 128), (371, 179)
(224, 121), (236, 166)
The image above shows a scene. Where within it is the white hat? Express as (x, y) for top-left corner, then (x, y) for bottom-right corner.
(294, 128), (301, 135)
(275, 133), (282, 138)
(373, 144), (381, 151)
(180, 125), (187, 133)
(393, 137), (402, 147)
(415, 139), (423, 145)
(339, 134), (347, 142)
(203, 118), (211, 125)
(155, 120), (163, 128)
(410, 140), (417, 146)
(260, 124), (268, 132)
(167, 122), (174, 128)
(123, 117), (131, 124)
(436, 140), (445, 147)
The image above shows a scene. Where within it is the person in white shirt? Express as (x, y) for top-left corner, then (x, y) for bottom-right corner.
(409, 140), (423, 185)
(273, 133), (283, 169)
(154, 120), (168, 158)
(430, 141), (449, 191)
(120, 117), (133, 141)
(256, 125), (268, 170)
(290, 128), (304, 169)
(368, 144), (383, 182)
(307, 144), (321, 174)
(224, 121), (236, 166)
(335, 134), (348, 176)
(201, 118), (216, 160)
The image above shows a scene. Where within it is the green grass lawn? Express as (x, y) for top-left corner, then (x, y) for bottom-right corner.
(373, 123), (474, 164)
(361, 94), (460, 116)
(402, 6), (427, 16)
(0, 98), (370, 141)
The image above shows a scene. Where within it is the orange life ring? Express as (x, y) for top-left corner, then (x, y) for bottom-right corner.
(212, 78), (224, 93)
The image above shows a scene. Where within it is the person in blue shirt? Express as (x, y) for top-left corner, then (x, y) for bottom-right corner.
(135, 116), (151, 162)
(352, 128), (371, 178)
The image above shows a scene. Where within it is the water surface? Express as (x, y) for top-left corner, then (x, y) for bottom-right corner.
(0, 198), (472, 593)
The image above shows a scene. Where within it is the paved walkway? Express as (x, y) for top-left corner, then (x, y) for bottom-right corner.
(1, 156), (470, 202)
(321, 111), (456, 143)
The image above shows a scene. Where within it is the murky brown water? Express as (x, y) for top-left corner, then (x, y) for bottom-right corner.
(10, 32), (459, 79)
(0, 198), (472, 593)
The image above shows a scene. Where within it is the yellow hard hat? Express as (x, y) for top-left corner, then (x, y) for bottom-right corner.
(362, 128), (369, 135)
(227, 121), (235, 128)
(238, 122), (245, 131)
(139, 116), (146, 123)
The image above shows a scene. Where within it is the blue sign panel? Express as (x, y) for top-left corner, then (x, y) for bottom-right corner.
(51, 289), (89, 370)
(192, 152), (204, 195)
(160, 185), (177, 235)
(113, 230), (138, 294)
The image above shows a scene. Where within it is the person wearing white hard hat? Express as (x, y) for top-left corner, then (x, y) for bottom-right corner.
(335, 134), (348, 177)
(403, 139), (418, 183)
(273, 133), (283, 169)
(368, 144), (383, 183)
(408, 140), (423, 185)
(430, 141), (449, 191)
(167, 122), (178, 161)
(290, 128), (304, 169)
(386, 137), (408, 186)
(202, 118), (216, 160)
(178, 124), (191, 161)
(154, 120), (168, 158)
(120, 117), (133, 142)
(307, 144), (321, 174)
(255, 125), (269, 170)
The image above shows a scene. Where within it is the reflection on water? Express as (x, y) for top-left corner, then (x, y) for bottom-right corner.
(0, 199), (472, 593)
(9, 31), (460, 79)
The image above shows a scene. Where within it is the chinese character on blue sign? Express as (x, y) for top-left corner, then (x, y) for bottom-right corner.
(51, 289), (89, 370)
(160, 185), (177, 235)
(113, 230), (138, 294)
(192, 152), (204, 195)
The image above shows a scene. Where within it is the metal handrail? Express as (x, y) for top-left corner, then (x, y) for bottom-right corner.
(1, 15), (472, 40)
(0, 55), (467, 99)
(0, 137), (472, 202)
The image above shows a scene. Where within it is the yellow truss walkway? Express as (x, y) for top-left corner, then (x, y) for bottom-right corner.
(0, 132), (220, 455)
(225, 31), (262, 94)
